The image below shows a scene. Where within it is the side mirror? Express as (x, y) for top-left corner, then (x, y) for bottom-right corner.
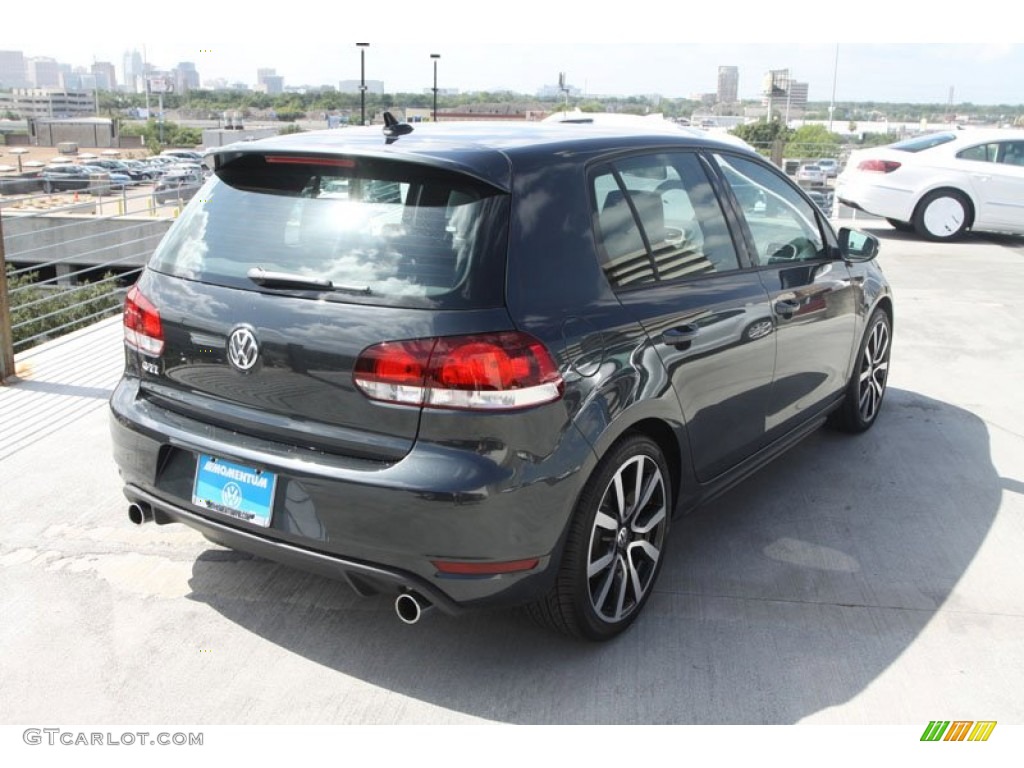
(839, 227), (880, 262)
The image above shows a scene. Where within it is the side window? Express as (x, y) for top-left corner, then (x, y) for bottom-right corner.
(591, 152), (741, 289)
(957, 143), (998, 162)
(997, 142), (1024, 166)
(713, 153), (826, 266)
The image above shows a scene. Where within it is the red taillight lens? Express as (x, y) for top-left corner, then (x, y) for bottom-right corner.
(857, 159), (902, 173)
(432, 558), (540, 575)
(354, 332), (563, 411)
(123, 284), (164, 356)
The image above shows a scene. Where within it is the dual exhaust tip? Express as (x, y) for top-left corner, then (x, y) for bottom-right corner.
(127, 503), (433, 624)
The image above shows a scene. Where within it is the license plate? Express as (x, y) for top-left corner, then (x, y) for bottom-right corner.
(192, 454), (277, 528)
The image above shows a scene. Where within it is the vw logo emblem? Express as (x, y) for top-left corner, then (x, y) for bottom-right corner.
(221, 482), (243, 509)
(227, 327), (259, 372)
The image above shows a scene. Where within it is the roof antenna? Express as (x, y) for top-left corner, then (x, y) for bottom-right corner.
(382, 111), (414, 142)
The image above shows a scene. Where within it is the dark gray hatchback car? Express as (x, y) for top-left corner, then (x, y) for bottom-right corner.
(110, 120), (892, 640)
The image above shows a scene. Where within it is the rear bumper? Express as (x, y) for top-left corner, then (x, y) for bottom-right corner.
(109, 375), (596, 609)
(121, 485), (464, 614)
(835, 176), (916, 221)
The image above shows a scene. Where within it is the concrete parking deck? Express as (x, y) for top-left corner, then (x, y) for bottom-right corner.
(1, 219), (1022, 725)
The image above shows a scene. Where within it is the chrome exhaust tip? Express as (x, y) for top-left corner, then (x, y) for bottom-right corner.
(395, 592), (432, 625)
(128, 502), (153, 525)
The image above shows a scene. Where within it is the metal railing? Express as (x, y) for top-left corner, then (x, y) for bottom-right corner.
(1, 180), (187, 381)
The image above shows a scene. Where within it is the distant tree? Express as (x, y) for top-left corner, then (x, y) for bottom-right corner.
(785, 124), (843, 159)
(731, 118), (793, 152)
(278, 124), (304, 135)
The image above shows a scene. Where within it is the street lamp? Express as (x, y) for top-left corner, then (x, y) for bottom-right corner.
(357, 43), (369, 126)
(431, 54), (441, 122)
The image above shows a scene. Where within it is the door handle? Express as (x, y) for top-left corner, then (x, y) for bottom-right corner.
(971, 174), (991, 182)
(774, 298), (802, 315)
(661, 325), (700, 346)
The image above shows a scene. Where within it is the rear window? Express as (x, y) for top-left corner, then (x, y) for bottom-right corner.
(890, 133), (957, 153)
(149, 153), (510, 309)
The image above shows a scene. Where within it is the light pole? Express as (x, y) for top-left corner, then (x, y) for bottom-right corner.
(431, 54), (441, 121)
(357, 43), (369, 126)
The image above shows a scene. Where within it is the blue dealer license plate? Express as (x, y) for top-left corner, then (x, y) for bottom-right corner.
(192, 454), (277, 528)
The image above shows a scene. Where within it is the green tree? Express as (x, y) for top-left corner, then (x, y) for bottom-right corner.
(731, 118), (794, 155)
(785, 124), (843, 159)
(278, 124), (304, 135)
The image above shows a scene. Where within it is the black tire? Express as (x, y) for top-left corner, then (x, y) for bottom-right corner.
(829, 308), (891, 433)
(528, 435), (671, 641)
(912, 189), (970, 241)
(885, 218), (913, 232)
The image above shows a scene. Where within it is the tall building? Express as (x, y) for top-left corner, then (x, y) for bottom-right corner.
(122, 49), (144, 93)
(28, 57), (61, 88)
(175, 62), (200, 93)
(761, 69), (808, 119)
(717, 66), (738, 104)
(256, 68), (284, 94)
(92, 61), (117, 91)
(0, 50), (29, 89)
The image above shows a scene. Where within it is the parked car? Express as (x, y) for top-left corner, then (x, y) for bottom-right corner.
(152, 169), (203, 203)
(160, 149), (204, 164)
(807, 189), (834, 216)
(836, 128), (1024, 240)
(40, 164), (110, 193)
(111, 120), (892, 640)
(816, 158), (839, 178)
(796, 164), (826, 186)
(0, 171), (43, 195)
(79, 165), (132, 193)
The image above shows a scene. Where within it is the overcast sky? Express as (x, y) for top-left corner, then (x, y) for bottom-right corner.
(4, 2), (1023, 104)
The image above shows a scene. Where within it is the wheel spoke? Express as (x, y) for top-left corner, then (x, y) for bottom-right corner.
(632, 467), (661, 521)
(613, 556), (628, 620)
(632, 503), (666, 535)
(594, 511), (618, 531)
(627, 555), (645, 604)
(629, 539), (661, 567)
(588, 550), (615, 578)
(612, 473), (626, 522)
(593, 559), (616, 612)
(630, 457), (644, 519)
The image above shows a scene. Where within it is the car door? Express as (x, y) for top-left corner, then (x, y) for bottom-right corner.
(591, 151), (775, 482)
(710, 152), (859, 442)
(981, 141), (1024, 232)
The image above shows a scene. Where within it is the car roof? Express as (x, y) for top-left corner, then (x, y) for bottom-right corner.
(209, 121), (758, 193)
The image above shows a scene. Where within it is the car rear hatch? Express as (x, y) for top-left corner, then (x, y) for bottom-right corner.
(127, 147), (514, 462)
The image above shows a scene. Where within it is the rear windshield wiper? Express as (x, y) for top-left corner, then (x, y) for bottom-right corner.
(246, 267), (371, 295)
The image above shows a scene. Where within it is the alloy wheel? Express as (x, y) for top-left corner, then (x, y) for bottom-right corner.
(858, 318), (890, 423)
(586, 454), (668, 624)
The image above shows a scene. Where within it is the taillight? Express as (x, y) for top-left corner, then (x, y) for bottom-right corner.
(857, 159), (902, 173)
(354, 331), (563, 411)
(123, 284), (164, 356)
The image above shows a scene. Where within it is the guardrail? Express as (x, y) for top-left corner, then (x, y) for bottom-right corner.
(1, 180), (190, 382)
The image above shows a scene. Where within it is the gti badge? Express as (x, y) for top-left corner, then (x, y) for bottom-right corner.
(227, 327), (259, 372)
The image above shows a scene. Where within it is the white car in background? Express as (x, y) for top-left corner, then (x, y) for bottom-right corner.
(836, 129), (1024, 240)
(542, 110), (755, 150)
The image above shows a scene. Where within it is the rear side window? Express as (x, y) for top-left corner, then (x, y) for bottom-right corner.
(590, 152), (741, 289)
(890, 133), (957, 152)
(149, 153), (510, 309)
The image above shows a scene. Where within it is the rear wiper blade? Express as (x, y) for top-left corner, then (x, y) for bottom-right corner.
(246, 267), (370, 294)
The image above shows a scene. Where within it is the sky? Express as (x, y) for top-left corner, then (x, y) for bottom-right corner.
(4, 2), (1023, 105)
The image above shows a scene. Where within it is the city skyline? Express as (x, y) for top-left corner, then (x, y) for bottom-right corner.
(3, 3), (1022, 105)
